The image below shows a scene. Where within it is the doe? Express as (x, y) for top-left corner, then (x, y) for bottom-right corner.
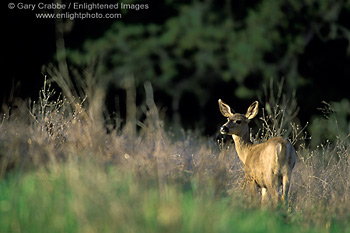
(218, 99), (296, 206)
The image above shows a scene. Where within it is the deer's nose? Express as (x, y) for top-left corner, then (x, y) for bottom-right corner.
(220, 126), (229, 134)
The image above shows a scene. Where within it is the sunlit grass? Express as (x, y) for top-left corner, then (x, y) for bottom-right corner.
(0, 78), (349, 232)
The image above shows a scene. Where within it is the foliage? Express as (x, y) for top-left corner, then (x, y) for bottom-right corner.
(64, 0), (350, 127)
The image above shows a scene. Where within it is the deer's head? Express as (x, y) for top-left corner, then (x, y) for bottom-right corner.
(218, 99), (259, 136)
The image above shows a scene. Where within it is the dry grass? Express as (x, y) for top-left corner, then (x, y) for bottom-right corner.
(0, 76), (349, 232)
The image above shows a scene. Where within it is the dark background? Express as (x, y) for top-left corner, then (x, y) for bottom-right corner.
(4, 0), (350, 142)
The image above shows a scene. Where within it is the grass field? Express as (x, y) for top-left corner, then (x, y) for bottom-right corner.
(0, 79), (349, 232)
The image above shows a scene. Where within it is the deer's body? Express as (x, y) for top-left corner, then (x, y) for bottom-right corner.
(218, 100), (296, 206)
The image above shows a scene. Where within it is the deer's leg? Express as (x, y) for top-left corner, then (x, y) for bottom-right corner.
(261, 187), (269, 206)
(282, 172), (291, 206)
(249, 180), (259, 205)
(267, 178), (280, 207)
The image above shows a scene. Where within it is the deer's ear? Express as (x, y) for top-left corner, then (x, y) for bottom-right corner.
(245, 101), (259, 120)
(218, 99), (235, 117)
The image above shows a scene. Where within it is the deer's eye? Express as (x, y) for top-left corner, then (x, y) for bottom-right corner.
(235, 120), (241, 124)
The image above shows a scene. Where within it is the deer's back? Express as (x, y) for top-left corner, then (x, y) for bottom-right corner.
(244, 137), (295, 187)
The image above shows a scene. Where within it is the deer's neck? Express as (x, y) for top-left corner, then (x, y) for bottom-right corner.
(232, 130), (253, 164)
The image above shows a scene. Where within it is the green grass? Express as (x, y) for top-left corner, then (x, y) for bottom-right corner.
(1, 161), (345, 233)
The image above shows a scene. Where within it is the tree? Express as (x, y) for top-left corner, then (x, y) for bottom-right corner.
(63, 0), (350, 133)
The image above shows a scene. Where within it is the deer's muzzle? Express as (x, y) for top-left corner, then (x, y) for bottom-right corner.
(220, 126), (229, 134)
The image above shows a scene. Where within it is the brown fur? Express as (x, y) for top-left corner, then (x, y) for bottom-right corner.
(218, 99), (296, 206)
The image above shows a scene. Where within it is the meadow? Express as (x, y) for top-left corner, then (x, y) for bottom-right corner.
(0, 78), (349, 233)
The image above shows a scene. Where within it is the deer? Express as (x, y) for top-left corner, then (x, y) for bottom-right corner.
(218, 99), (296, 206)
